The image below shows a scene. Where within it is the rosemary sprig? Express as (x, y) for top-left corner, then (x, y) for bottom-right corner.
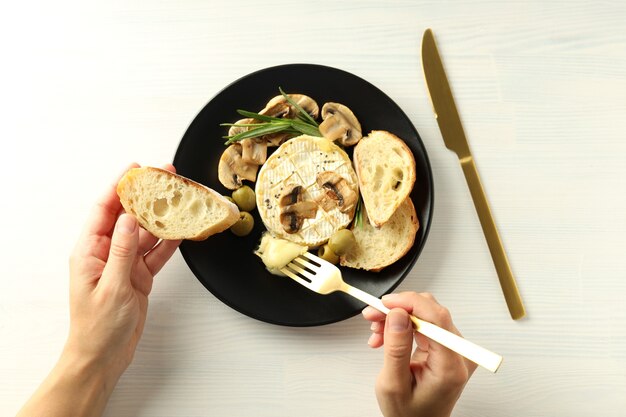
(221, 88), (322, 145)
(354, 194), (364, 228)
(278, 86), (319, 127)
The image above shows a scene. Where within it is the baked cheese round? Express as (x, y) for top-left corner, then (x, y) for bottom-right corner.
(255, 135), (358, 246)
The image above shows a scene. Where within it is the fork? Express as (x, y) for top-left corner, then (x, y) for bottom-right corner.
(281, 252), (503, 373)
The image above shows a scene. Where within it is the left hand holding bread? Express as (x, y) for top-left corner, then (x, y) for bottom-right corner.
(17, 163), (181, 417)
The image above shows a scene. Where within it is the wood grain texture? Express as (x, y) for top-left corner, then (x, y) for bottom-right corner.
(2, 0), (626, 416)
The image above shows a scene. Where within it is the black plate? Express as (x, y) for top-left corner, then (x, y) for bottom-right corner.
(173, 63), (433, 326)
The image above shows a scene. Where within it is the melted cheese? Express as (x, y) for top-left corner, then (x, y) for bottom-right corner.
(255, 135), (358, 246)
(255, 233), (308, 276)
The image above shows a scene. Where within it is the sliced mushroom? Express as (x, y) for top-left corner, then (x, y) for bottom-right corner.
(261, 132), (291, 147)
(319, 102), (362, 146)
(218, 143), (259, 190)
(228, 118), (256, 137)
(316, 171), (358, 214)
(278, 184), (318, 234)
(260, 94), (319, 119)
(240, 138), (267, 165)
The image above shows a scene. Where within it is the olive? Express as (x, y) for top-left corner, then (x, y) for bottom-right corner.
(317, 244), (339, 265)
(232, 185), (256, 212)
(230, 211), (254, 236)
(224, 196), (236, 205)
(328, 229), (356, 256)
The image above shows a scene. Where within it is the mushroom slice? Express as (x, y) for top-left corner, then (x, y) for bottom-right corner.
(319, 102), (362, 146)
(316, 171), (358, 214)
(278, 184), (318, 234)
(228, 118), (256, 137)
(218, 143), (259, 190)
(241, 138), (267, 165)
(260, 94), (319, 119)
(262, 132), (291, 147)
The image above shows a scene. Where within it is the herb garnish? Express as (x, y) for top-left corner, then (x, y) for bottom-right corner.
(221, 87), (322, 145)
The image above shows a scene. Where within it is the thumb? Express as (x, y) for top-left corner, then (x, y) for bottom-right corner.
(380, 308), (414, 392)
(102, 213), (139, 285)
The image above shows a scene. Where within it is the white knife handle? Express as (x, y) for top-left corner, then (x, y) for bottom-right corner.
(342, 284), (503, 373)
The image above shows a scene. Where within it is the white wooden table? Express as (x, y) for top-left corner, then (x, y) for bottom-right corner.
(2, 1), (626, 416)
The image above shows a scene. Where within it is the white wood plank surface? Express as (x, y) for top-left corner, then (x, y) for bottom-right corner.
(2, 0), (626, 416)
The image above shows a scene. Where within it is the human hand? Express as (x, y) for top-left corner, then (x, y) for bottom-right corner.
(65, 163), (181, 380)
(363, 292), (477, 417)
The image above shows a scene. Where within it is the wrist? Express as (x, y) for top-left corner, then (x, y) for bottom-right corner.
(17, 347), (123, 417)
(59, 342), (126, 387)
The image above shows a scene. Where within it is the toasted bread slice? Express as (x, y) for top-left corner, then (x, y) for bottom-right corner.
(340, 197), (419, 271)
(117, 167), (239, 241)
(353, 130), (416, 227)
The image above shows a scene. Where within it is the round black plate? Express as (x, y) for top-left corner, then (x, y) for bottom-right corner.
(173, 63), (433, 326)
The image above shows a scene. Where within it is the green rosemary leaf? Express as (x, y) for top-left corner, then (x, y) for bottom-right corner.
(354, 195), (364, 228)
(290, 120), (323, 137)
(235, 110), (280, 123)
(279, 87), (319, 127)
(224, 122), (291, 145)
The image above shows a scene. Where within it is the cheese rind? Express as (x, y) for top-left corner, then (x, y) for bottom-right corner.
(255, 135), (358, 246)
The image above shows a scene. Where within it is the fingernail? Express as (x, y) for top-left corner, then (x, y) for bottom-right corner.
(367, 333), (377, 346)
(362, 306), (375, 316)
(388, 310), (409, 332)
(116, 213), (137, 234)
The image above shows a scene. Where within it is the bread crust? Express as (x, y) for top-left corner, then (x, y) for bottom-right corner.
(353, 130), (416, 227)
(117, 167), (239, 241)
(340, 197), (419, 271)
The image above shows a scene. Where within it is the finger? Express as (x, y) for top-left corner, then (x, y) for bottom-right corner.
(368, 332), (384, 348)
(362, 306), (387, 323)
(162, 163), (176, 173)
(371, 320), (384, 334)
(84, 163), (140, 239)
(138, 227), (160, 254)
(101, 213), (139, 286)
(144, 238), (181, 276)
(382, 292), (455, 332)
(415, 332), (430, 351)
(383, 292), (465, 372)
(379, 308), (414, 395)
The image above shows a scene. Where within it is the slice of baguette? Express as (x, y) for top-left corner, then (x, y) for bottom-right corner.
(353, 130), (416, 227)
(340, 197), (419, 271)
(117, 167), (239, 241)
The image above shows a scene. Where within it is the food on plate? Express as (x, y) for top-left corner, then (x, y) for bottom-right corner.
(317, 244), (339, 265)
(219, 89), (420, 274)
(218, 89), (363, 192)
(255, 135), (359, 246)
(260, 93), (319, 120)
(340, 197), (419, 271)
(230, 211), (254, 237)
(255, 233), (308, 276)
(353, 130), (416, 227)
(231, 185), (256, 211)
(328, 228), (356, 256)
(318, 102), (362, 146)
(218, 143), (259, 189)
(117, 167), (239, 241)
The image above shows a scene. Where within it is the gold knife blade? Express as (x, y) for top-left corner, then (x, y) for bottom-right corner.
(421, 28), (526, 320)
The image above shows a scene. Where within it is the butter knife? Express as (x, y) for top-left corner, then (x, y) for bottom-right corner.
(421, 28), (525, 320)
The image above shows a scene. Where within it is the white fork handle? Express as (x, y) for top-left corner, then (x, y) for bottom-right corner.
(342, 284), (503, 373)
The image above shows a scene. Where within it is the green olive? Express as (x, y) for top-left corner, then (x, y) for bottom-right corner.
(328, 229), (356, 256)
(230, 211), (254, 236)
(224, 196), (236, 205)
(317, 244), (339, 265)
(232, 186), (256, 212)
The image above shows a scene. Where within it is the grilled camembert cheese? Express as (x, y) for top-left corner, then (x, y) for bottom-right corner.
(255, 135), (359, 246)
